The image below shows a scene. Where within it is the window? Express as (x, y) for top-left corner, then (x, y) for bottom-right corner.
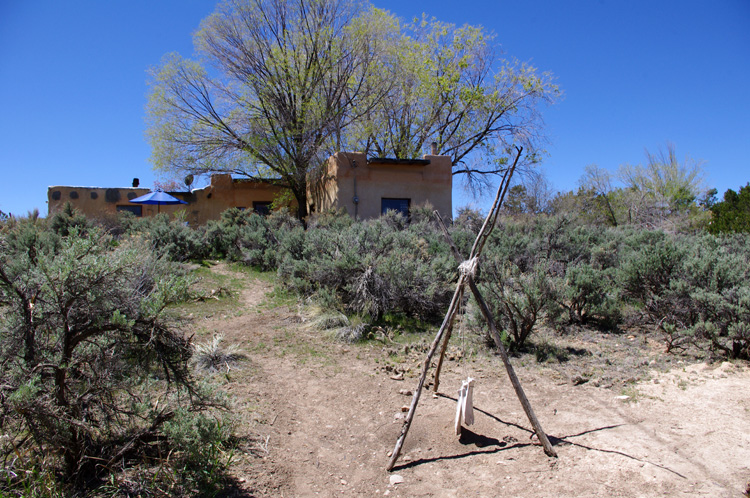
(253, 201), (272, 216)
(117, 205), (142, 217)
(381, 198), (410, 217)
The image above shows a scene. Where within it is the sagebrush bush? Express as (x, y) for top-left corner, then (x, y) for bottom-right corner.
(276, 211), (454, 323)
(129, 213), (205, 261)
(0, 218), (231, 495)
(552, 263), (621, 329)
(83, 201), (750, 360)
(477, 259), (554, 351)
(48, 202), (90, 237)
(657, 235), (750, 358)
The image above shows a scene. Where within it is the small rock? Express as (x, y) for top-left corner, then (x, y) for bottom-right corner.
(614, 395), (630, 400)
(390, 373), (404, 381)
(400, 405), (409, 412)
(340, 479), (347, 485)
(399, 389), (413, 396)
(572, 375), (589, 386)
(389, 474), (404, 486)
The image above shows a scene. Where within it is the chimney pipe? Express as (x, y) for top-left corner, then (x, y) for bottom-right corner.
(430, 142), (438, 155)
(132, 178), (140, 188)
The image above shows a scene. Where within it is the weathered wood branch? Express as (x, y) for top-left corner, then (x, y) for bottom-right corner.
(387, 147), (559, 470)
(386, 275), (467, 471)
(433, 210), (557, 458)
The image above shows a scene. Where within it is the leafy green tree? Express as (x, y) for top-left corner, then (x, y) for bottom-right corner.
(502, 185), (532, 215)
(502, 172), (554, 215)
(708, 183), (750, 233)
(619, 142), (705, 216)
(352, 15), (558, 190)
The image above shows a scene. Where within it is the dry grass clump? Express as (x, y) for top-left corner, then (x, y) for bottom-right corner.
(310, 312), (350, 330)
(193, 335), (245, 372)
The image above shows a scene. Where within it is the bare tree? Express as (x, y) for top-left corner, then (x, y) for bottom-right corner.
(147, 0), (383, 219)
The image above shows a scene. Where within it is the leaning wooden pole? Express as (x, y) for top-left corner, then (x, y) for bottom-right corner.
(387, 148), (551, 470)
(432, 306), (458, 392)
(434, 213), (557, 458)
(386, 277), (467, 471)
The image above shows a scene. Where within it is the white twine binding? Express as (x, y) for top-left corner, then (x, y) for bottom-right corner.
(458, 257), (478, 278)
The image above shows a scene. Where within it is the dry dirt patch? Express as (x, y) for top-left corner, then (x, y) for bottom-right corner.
(189, 264), (750, 497)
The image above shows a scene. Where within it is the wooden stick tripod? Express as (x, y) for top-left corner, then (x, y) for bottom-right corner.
(386, 147), (557, 471)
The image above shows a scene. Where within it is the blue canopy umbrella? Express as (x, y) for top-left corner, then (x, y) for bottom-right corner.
(129, 190), (187, 215)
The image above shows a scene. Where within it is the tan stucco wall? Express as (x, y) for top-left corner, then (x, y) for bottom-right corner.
(309, 152), (452, 220)
(47, 186), (152, 219)
(180, 175), (293, 225)
(48, 174), (293, 226)
(48, 152), (451, 225)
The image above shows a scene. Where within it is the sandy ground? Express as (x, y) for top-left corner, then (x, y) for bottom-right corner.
(191, 265), (750, 498)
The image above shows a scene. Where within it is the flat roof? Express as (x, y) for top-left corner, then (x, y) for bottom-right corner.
(367, 158), (430, 166)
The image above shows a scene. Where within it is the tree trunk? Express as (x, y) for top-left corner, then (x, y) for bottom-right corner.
(291, 185), (309, 222)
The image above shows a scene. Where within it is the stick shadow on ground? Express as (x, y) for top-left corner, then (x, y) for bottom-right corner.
(391, 436), (527, 471)
(435, 392), (532, 433)
(394, 393), (684, 478)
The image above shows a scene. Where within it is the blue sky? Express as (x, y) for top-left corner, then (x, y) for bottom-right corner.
(1, 0), (749, 216)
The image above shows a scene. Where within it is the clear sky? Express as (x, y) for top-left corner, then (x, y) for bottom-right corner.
(1, 0), (749, 217)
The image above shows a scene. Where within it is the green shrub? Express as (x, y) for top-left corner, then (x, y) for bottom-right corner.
(477, 258), (554, 352)
(208, 208), (284, 268)
(0, 219), (230, 495)
(276, 213), (454, 323)
(659, 234), (750, 358)
(552, 263), (621, 328)
(619, 230), (684, 313)
(129, 213), (205, 261)
(48, 202), (90, 237)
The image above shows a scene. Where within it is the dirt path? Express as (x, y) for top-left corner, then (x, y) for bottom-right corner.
(194, 265), (750, 497)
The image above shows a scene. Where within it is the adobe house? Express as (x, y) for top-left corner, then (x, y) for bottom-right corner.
(47, 174), (290, 225)
(48, 150), (452, 224)
(308, 151), (452, 220)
